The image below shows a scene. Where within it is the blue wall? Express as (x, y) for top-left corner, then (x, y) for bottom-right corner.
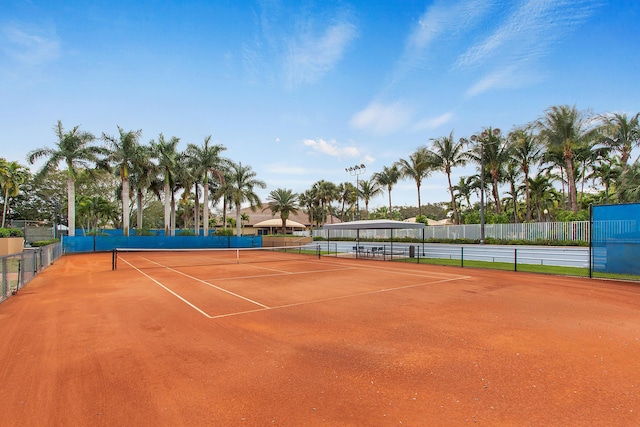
(62, 235), (262, 253)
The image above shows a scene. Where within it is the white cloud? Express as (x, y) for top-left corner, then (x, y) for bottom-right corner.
(412, 112), (454, 131)
(456, 0), (603, 96)
(284, 20), (358, 88)
(350, 101), (414, 135)
(0, 23), (60, 66)
(302, 138), (360, 158)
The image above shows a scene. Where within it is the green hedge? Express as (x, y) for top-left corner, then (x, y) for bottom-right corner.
(313, 235), (587, 247)
(0, 228), (24, 238)
(30, 239), (61, 247)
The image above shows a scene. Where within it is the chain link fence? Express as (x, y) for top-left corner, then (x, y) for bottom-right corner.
(1, 243), (63, 303)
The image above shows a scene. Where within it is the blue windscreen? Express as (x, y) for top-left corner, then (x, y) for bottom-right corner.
(592, 203), (640, 275)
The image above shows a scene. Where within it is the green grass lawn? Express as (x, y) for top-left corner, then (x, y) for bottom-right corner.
(395, 256), (639, 281)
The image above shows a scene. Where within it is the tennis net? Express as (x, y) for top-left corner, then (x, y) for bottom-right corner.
(112, 244), (321, 270)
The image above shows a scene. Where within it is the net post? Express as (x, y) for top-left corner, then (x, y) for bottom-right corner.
(317, 244), (321, 259)
(112, 248), (117, 270)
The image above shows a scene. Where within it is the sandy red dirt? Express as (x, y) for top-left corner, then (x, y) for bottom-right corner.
(0, 252), (638, 426)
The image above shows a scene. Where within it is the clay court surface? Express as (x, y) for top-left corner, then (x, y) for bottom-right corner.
(1, 251), (639, 426)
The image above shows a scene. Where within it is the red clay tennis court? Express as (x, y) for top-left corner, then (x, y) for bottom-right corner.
(1, 249), (639, 426)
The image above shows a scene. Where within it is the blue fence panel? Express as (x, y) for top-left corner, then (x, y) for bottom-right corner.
(592, 203), (640, 275)
(63, 235), (262, 253)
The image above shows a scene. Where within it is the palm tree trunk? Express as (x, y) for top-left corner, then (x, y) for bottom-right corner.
(416, 181), (422, 216)
(163, 182), (170, 235)
(170, 193), (176, 236)
(235, 203), (241, 236)
(122, 178), (130, 236)
(2, 188), (9, 228)
(446, 172), (459, 224)
(281, 217), (287, 235)
(203, 182), (209, 237)
(565, 159), (578, 213)
(68, 178), (75, 237)
(194, 185), (200, 236)
(136, 190), (143, 231)
(387, 186), (393, 220)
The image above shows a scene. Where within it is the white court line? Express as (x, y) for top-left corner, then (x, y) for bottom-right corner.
(209, 275), (469, 319)
(131, 255), (271, 309)
(120, 257), (213, 318)
(120, 254), (471, 320)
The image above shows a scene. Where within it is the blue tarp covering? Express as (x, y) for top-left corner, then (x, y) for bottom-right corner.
(62, 235), (262, 253)
(592, 203), (640, 275)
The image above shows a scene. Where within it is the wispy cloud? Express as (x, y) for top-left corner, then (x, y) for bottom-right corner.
(244, 3), (358, 89)
(412, 112), (454, 131)
(303, 138), (359, 158)
(457, 0), (603, 96)
(395, 0), (495, 79)
(350, 101), (414, 136)
(284, 20), (358, 88)
(0, 22), (60, 67)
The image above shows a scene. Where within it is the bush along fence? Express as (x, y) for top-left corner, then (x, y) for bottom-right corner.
(1, 242), (63, 303)
(313, 221), (590, 244)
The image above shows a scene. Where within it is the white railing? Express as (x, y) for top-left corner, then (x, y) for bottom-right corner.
(313, 221), (591, 242)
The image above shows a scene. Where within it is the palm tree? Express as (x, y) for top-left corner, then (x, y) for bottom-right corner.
(151, 134), (181, 236)
(228, 162), (266, 236)
(591, 156), (622, 204)
(504, 157), (523, 223)
(27, 121), (105, 236)
(427, 131), (468, 224)
(102, 127), (143, 236)
(396, 147), (433, 216)
(536, 105), (595, 213)
(299, 189), (318, 227)
(0, 160), (29, 227)
(185, 136), (227, 236)
(598, 112), (640, 173)
(372, 165), (401, 220)
(452, 176), (475, 210)
(265, 188), (299, 234)
(337, 182), (357, 221)
(618, 159), (640, 203)
(509, 126), (543, 221)
(129, 144), (160, 232)
(312, 180), (338, 224)
(358, 178), (382, 219)
(528, 173), (559, 221)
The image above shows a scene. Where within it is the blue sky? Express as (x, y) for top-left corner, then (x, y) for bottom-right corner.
(1, 0), (639, 209)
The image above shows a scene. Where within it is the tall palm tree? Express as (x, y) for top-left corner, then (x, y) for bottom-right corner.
(591, 156), (622, 204)
(598, 112), (640, 173)
(358, 178), (382, 219)
(618, 159), (640, 203)
(151, 134), (180, 236)
(265, 188), (299, 234)
(536, 105), (594, 213)
(528, 173), (559, 221)
(102, 127), (143, 236)
(299, 189), (318, 227)
(185, 136), (227, 236)
(27, 121), (105, 236)
(228, 162), (266, 236)
(427, 131), (468, 224)
(452, 176), (475, 210)
(312, 180), (338, 224)
(508, 126), (543, 222)
(0, 160), (29, 227)
(396, 147), (433, 216)
(337, 182), (357, 222)
(373, 165), (401, 220)
(129, 144), (160, 232)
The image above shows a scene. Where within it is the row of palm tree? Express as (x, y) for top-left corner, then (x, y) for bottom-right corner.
(0, 158), (29, 228)
(290, 105), (639, 226)
(6, 104), (639, 235)
(27, 121), (266, 237)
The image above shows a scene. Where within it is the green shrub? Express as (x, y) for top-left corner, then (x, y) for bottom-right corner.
(31, 239), (61, 247)
(177, 229), (196, 236)
(0, 228), (24, 238)
(215, 228), (234, 236)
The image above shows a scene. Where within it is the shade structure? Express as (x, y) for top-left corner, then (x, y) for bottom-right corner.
(322, 219), (425, 231)
(253, 219), (306, 229)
